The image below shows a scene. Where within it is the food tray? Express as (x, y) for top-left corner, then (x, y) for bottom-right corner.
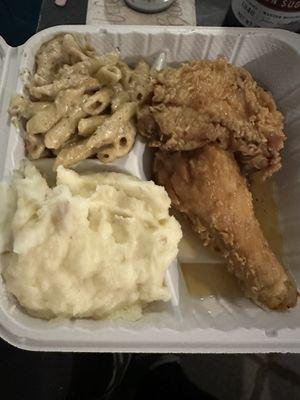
(0, 25), (300, 353)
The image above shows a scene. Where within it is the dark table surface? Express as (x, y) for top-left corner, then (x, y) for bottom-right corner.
(1, 2), (300, 400)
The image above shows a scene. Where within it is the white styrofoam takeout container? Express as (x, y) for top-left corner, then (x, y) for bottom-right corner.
(0, 25), (300, 353)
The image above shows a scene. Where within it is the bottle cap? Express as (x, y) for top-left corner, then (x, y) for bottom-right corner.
(124, 0), (175, 14)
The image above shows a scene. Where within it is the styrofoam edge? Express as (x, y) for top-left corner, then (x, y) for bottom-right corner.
(165, 259), (180, 307)
(19, 24), (300, 53)
(1, 321), (300, 353)
(1, 25), (300, 353)
(0, 36), (13, 174)
(0, 35), (9, 59)
(0, 37), (10, 97)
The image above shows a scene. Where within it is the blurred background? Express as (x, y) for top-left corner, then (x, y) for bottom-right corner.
(0, 0), (42, 45)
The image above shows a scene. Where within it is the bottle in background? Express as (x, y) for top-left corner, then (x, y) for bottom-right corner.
(224, 0), (300, 32)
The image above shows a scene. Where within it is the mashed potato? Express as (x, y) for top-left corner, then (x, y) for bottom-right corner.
(0, 163), (181, 320)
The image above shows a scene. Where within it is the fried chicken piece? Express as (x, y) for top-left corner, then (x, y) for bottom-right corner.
(139, 57), (285, 179)
(154, 145), (297, 310)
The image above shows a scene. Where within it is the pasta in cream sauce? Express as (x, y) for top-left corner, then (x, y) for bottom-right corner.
(9, 33), (153, 166)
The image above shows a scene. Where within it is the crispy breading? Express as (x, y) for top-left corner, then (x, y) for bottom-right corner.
(139, 57), (285, 179)
(154, 146), (297, 310)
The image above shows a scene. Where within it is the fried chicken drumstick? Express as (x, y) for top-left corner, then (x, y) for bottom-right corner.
(154, 145), (297, 310)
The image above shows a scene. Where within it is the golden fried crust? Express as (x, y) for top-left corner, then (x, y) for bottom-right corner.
(154, 146), (297, 310)
(139, 57), (285, 179)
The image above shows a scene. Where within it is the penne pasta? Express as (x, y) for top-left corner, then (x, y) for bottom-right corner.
(87, 102), (137, 149)
(26, 103), (59, 134)
(9, 96), (50, 119)
(25, 133), (47, 160)
(62, 33), (90, 62)
(119, 61), (134, 89)
(33, 35), (66, 86)
(44, 108), (86, 149)
(128, 60), (152, 103)
(95, 65), (122, 85)
(78, 115), (109, 136)
(97, 120), (136, 162)
(82, 88), (113, 115)
(96, 144), (118, 163)
(29, 75), (99, 100)
(96, 51), (120, 67)
(54, 138), (95, 168)
(111, 91), (130, 112)
(9, 33), (147, 166)
(26, 88), (84, 134)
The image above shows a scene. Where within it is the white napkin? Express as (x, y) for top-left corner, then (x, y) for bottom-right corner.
(86, 0), (196, 26)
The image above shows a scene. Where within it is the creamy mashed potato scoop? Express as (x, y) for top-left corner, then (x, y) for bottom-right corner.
(0, 163), (182, 320)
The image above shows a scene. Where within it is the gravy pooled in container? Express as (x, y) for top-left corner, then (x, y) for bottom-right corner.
(0, 163), (181, 320)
